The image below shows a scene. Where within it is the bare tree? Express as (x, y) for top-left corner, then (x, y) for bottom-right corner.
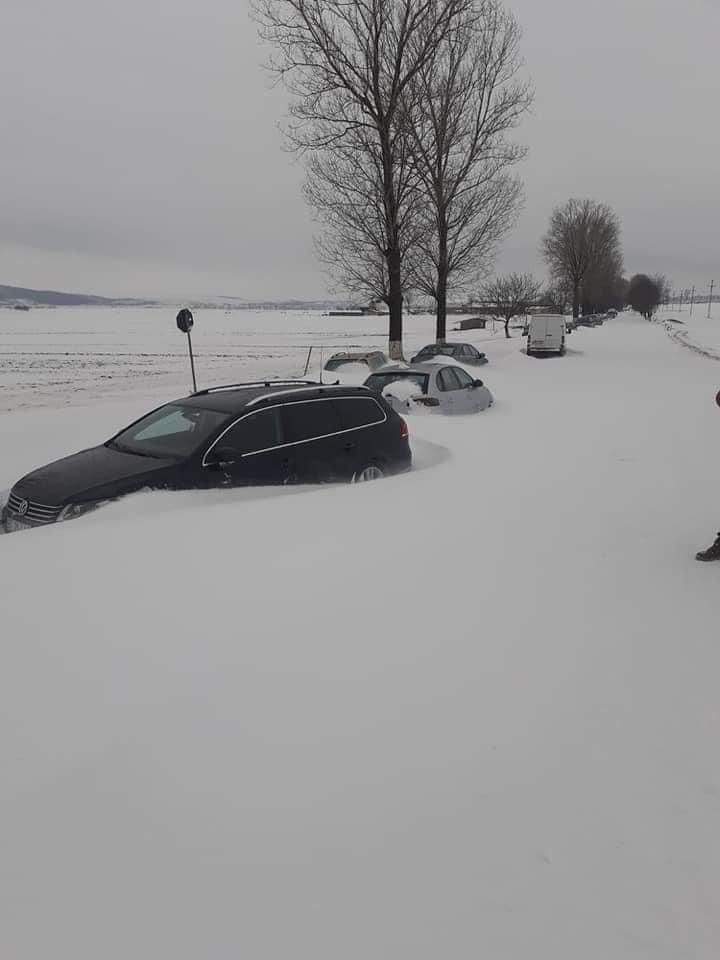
(627, 273), (661, 320)
(580, 252), (625, 314)
(540, 198), (623, 319)
(542, 280), (571, 314)
(653, 274), (672, 308)
(405, 1), (530, 343)
(254, 0), (476, 359)
(305, 125), (421, 307)
(482, 271), (541, 337)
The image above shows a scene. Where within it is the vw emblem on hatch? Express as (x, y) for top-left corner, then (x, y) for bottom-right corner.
(16, 499), (29, 517)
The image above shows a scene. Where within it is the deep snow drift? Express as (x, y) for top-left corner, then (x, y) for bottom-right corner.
(1, 308), (720, 959)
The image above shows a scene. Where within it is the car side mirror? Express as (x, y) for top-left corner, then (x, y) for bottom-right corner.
(472, 379), (484, 388)
(206, 445), (237, 468)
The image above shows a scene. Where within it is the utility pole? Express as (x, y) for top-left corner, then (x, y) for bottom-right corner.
(708, 280), (715, 319)
(690, 285), (696, 315)
(678, 288), (683, 312)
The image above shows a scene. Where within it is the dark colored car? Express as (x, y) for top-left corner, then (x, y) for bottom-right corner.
(410, 342), (488, 365)
(1, 381), (411, 532)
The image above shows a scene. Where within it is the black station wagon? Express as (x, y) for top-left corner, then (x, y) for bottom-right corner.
(1, 381), (411, 531)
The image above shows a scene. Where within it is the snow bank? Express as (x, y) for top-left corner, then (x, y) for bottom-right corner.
(1, 310), (720, 959)
(420, 352), (465, 365)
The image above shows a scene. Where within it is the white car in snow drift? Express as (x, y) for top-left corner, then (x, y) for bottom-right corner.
(364, 362), (494, 415)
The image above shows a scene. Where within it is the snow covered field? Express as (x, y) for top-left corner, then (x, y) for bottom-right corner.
(659, 301), (720, 361)
(0, 305), (478, 412)
(2, 307), (720, 959)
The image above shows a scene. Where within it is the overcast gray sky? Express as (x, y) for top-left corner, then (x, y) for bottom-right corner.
(1, 0), (718, 300)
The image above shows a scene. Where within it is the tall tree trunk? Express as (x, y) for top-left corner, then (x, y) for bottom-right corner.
(572, 279), (581, 319)
(435, 234), (449, 343)
(382, 138), (404, 361)
(387, 244), (404, 359)
(435, 287), (447, 344)
(504, 317), (511, 339)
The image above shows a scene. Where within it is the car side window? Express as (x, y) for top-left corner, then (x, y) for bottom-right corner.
(281, 400), (342, 444)
(334, 397), (385, 430)
(437, 367), (463, 391)
(454, 368), (474, 388)
(218, 408), (283, 456)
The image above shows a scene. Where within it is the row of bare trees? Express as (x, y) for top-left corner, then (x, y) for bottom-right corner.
(470, 197), (624, 337)
(254, 0), (532, 356)
(540, 198), (623, 319)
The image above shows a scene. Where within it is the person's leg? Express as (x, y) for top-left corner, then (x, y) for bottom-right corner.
(696, 533), (720, 562)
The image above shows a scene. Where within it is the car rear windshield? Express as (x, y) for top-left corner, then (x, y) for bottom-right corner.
(108, 404), (228, 459)
(423, 344), (456, 355)
(365, 372), (429, 394)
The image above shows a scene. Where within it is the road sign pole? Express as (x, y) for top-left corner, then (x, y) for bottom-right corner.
(176, 308), (197, 392)
(187, 330), (197, 392)
(303, 345), (313, 377)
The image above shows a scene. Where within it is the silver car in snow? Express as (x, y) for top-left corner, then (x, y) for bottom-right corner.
(364, 362), (494, 415)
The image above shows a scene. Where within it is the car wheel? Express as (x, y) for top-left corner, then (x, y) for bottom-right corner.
(352, 464), (385, 483)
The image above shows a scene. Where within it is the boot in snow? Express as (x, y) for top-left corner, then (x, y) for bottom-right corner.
(696, 533), (720, 562)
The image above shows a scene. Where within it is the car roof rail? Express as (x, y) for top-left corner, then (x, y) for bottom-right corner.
(191, 379), (321, 396)
(244, 382), (373, 408)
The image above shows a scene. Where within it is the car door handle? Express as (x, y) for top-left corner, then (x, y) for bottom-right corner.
(343, 441), (356, 452)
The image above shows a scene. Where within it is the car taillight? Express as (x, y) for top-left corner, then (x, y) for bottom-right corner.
(399, 417), (409, 440)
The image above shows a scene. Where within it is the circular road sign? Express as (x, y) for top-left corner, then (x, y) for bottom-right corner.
(176, 308), (194, 334)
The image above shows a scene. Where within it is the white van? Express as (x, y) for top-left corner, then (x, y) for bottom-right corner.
(526, 314), (567, 357)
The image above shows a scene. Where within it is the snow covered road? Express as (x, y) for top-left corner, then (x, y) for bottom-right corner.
(1, 311), (720, 958)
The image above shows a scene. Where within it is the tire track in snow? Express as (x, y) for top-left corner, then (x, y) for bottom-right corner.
(664, 321), (720, 362)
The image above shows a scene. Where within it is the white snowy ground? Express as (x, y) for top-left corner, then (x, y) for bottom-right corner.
(658, 301), (720, 361)
(1, 308), (720, 959)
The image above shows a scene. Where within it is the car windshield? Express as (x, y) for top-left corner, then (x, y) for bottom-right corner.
(108, 404), (228, 460)
(365, 372), (429, 394)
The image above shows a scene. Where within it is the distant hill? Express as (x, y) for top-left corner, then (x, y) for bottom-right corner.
(0, 284), (156, 308)
(0, 283), (352, 312)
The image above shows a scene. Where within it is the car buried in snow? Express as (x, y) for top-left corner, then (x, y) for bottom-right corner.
(323, 350), (387, 372)
(364, 362), (493, 415)
(1, 380), (411, 532)
(410, 342), (488, 366)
